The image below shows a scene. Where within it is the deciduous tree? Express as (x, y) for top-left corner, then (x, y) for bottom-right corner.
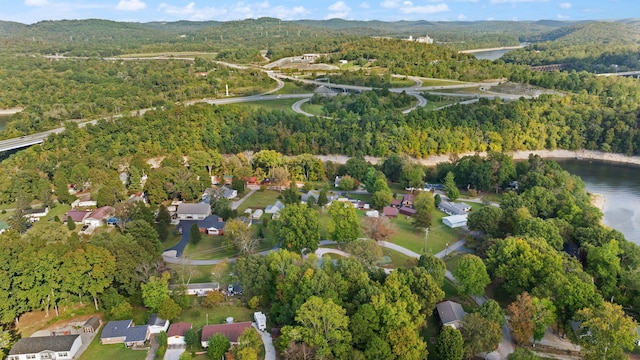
(361, 216), (397, 243)
(577, 302), (638, 360)
(412, 191), (435, 229)
(141, 272), (171, 312)
(460, 313), (502, 358)
(444, 171), (460, 201)
(329, 201), (359, 243)
(454, 254), (490, 297)
(436, 326), (464, 360)
(207, 333), (230, 360)
(273, 204), (320, 254)
(508, 292), (535, 345)
(226, 218), (258, 255)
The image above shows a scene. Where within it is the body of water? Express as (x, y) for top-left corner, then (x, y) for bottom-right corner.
(471, 48), (515, 61)
(557, 159), (640, 245)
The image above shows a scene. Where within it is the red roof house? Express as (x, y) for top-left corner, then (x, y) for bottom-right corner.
(382, 206), (399, 218)
(167, 322), (192, 345)
(201, 322), (252, 347)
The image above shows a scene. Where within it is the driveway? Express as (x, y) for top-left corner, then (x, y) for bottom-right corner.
(163, 347), (186, 360)
(164, 219), (198, 257)
(252, 323), (276, 360)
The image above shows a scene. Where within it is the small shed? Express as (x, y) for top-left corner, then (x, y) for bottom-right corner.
(442, 215), (468, 228)
(399, 206), (417, 217)
(365, 210), (379, 218)
(83, 316), (101, 333)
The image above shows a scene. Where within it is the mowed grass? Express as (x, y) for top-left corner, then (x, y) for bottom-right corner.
(231, 98), (299, 112)
(273, 81), (311, 95)
(420, 78), (467, 86)
(80, 329), (147, 360)
(300, 102), (324, 116)
(115, 51), (218, 59)
(422, 98), (460, 111)
(390, 213), (460, 255)
(168, 264), (214, 283)
(177, 303), (254, 330)
(182, 230), (273, 260)
(236, 190), (282, 214)
(390, 79), (417, 87)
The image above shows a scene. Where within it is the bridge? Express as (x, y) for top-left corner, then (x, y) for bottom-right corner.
(530, 64), (569, 72)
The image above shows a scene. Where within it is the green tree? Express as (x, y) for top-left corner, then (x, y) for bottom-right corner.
(329, 201), (359, 243)
(476, 299), (505, 326)
(343, 156), (368, 180)
(184, 328), (198, 352)
(283, 181), (300, 204)
(531, 297), (556, 342)
(467, 206), (504, 238)
(417, 254), (447, 286)
(282, 296), (351, 359)
(371, 189), (393, 210)
(207, 333), (230, 360)
(412, 191), (435, 229)
(338, 176), (356, 191)
(586, 239), (621, 300)
(507, 348), (544, 360)
(577, 302), (638, 360)
(317, 188), (328, 207)
(274, 204), (320, 253)
(190, 223), (202, 245)
(381, 154), (404, 182)
(436, 326), (464, 360)
(454, 254), (490, 297)
(234, 327), (262, 360)
(158, 296), (182, 321)
(67, 216), (76, 230)
(141, 272), (171, 312)
(460, 313), (502, 358)
(345, 239), (383, 268)
(400, 163), (424, 189)
(444, 171), (459, 201)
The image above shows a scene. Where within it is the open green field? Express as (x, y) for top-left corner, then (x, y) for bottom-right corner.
(235, 190), (282, 214)
(300, 102), (324, 116)
(80, 330), (147, 360)
(177, 303), (254, 330)
(273, 80), (312, 95)
(422, 98), (460, 111)
(182, 232), (273, 260)
(390, 79), (417, 87)
(419, 78), (467, 86)
(115, 51), (218, 59)
(168, 264), (215, 283)
(390, 212), (460, 255)
(429, 86), (483, 95)
(230, 98), (299, 112)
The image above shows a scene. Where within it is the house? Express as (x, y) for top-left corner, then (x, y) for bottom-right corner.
(84, 206), (114, 227)
(301, 190), (320, 204)
(401, 194), (414, 207)
(399, 206), (417, 217)
(251, 209), (263, 219)
(83, 316), (101, 333)
(201, 322), (253, 347)
(169, 282), (220, 296)
(8, 335), (82, 360)
(438, 202), (471, 216)
(127, 192), (147, 204)
(147, 314), (170, 334)
(391, 199), (402, 208)
(223, 175), (233, 185)
(382, 206), (399, 218)
(176, 203), (212, 221)
(198, 215), (226, 235)
(244, 176), (257, 185)
(442, 215), (468, 228)
(238, 216), (252, 227)
(436, 301), (466, 329)
(100, 320), (150, 347)
(167, 322), (192, 345)
(254, 312), (267, 332)
(64, 209), (91, 224)
(71, 193), (97, 208)
(23, 207), (49, 222)
(223, 187), (238, 200)
(265, 200), (285, 215)
(365, 210), (379, 218)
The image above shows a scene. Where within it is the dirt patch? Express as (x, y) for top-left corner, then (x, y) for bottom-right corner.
(16, 306), (101, 337)
(489, 81), (561, 97)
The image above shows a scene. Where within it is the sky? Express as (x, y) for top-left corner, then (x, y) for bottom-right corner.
(0, 0), (635, 24)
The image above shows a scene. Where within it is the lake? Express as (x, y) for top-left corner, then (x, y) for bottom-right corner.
(557, 159), (640, 245)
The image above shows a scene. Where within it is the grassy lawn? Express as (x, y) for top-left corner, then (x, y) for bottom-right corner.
(235, 190), (282, 214)
(231, 98), (299, 112)
(162, 228), (182, 249)
(115, 51), (218, 59)
(183, 233), (273, 260)
(420, 78), (467, 86)
(390, 214), (460, 255)
(422, 98), (459, 111)
(168, 264), (214, 283)
(381, 247), (413, 268)
(300, 102), (324, 116)
(177, 303), (254, 330)
(273, 80), (311, 95)
(80, 329), (147, 360)
(443, 251), (466, 273)
(390, 79), (417, 87)
(429, 87), (483, 95)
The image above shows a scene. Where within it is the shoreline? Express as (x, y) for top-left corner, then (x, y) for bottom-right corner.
(459, 45), (524, 54)
(0, 107), (23, 115)
(314, 149), (640, 167)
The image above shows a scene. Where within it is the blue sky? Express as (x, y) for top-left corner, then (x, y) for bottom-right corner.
(0, 0), (635, 24)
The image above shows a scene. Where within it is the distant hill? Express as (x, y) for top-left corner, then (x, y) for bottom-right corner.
(521, 21), (640, 45)
(0, 20), (27, 36)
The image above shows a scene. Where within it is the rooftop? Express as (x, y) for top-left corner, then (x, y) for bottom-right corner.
(177, 203), (211, 215)
(201, 322), (252, 343)
(9, 335), (80, 355)
(436, 300), (466, 326)
(168, 322), (192, 337)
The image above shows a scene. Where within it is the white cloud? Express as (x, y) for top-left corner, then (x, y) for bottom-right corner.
(557, 14), (569, 19)
(400, 2), (449, 14)
(158, 1), (308, 21)
(116, 0), (146, 11)
(457, 13), (467, 20)
(490, 0), (548, 3)
(381, 0), (400, 8)
(24, 0), (47, 6)
(558, 2), (571, 9)
(359, 2), (371, 8)
(327, 1), (351, 18)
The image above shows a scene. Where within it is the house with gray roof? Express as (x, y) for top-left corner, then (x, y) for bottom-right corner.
(176, 203), (212, 220)
(438, 202), (471, 216)
(147, 314), (170, 334)
(436, 300), (466, 329)
(198, 215), (226, 235)
(8, 334), (82, 360)
(100, 320), (150, 347)
(169, 282), (220, 296)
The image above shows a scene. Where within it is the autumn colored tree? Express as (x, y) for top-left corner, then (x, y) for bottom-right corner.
(507, 292), (535, 345)
(362, 216), (397, 242)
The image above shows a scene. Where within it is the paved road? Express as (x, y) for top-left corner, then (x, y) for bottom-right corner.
(252, 323), (276, 360)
